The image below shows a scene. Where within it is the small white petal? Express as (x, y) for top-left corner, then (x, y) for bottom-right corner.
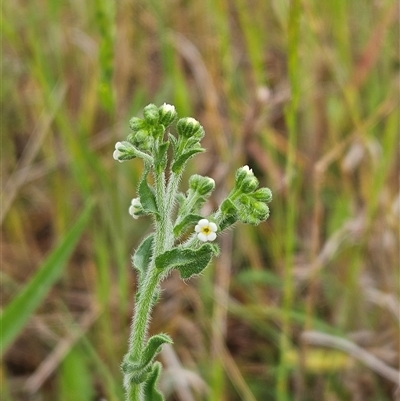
(161, 103), (175, 112)
(207, 232), (217, 241)
(198, 218), (209, 227)
(197, 232), (208, 242)
(195, 224), (201, 232)
(131, 198), (141, 207)
(115, 141), (122, 150)
(113, 149), (122, 162)
(209, 222), (217, 232)
(186, 117), (198, 125)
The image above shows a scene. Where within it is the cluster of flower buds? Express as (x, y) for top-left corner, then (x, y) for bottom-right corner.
(219, 165), (272, 228)
(113, 105), (272, 244)
(124, 103), (178, 153)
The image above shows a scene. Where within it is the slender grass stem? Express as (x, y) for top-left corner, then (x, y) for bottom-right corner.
(277, 1), (301, 400)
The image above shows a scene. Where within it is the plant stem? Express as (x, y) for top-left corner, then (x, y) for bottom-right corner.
(125, 264), (161, 400)
(124, 163), (174, 400)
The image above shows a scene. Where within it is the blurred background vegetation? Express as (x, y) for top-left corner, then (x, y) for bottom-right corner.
(1, 0), (399, 400)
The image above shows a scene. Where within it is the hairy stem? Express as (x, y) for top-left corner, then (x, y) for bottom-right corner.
(124, 163), (174, 400)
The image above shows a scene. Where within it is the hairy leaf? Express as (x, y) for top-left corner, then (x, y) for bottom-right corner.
(143, 362), (164, 401)
(140, 333), (172, 369)
(155, 244), (218, 279)
(171, 147), (204, 174)
(138, 174), (159, 216)
(132, 234), (154, 277)
(173, 213), (203, 237)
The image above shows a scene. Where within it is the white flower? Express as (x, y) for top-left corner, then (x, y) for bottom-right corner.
(160, 103), (175, 113)
(195, 218), (217, 242)
(242, 165), (254, 175)
(129, 198), (142, 219)
(113, 142), (124, 163)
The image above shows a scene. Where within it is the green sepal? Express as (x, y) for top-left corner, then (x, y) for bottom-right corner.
(138, 173), (159, 217)
(143, 362), (164, 401)
(171, 147), (205, 174)
(132, 234), (154, 277)
(155, 244), (219, 279)
(173, 213), (203, 237)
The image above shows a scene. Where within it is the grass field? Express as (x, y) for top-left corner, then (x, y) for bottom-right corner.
(2, 0), (399, 400)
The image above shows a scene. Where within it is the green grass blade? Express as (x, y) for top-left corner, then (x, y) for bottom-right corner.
(0, 201), (93, 355)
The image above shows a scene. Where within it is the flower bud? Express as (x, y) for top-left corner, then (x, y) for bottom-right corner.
(253, 201), (270, 220)
(159, 103), (177, 127)
(189, 174), (215, 196)
(143, 104), (159, 125)
(129, 116), (144, 131)
(177, 117), (204, 139)
(135, 129), (149, 143)
(235, 165), (253, 185)
(252, 187), (272, 203)
(129, 198), (143, 219)
(240, 175), (259, 193)
(113, 141), (136, 162)
(235, 165), (258, 193)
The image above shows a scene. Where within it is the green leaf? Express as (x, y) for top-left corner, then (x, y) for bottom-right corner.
(132, 234), (154, 277)
(154, 141), (169, 172)
(171, 147), (204, 174)
(173, 213), (203, 237)
(140, 333), (172, 369)
(121, 334), (171, 386)
(143, 362), (164, 401)
(122, 361), (151, 384)
(155, 244), (218, 279)
(0, 201), (93, 355)
(138, 173), (159, 216)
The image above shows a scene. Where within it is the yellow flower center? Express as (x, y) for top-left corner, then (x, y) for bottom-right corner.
(202, 227), (211, 234)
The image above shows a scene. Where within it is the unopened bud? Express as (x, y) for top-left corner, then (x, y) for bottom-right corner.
(129, 116), (144, 131)
(252, 187), (272, 203)
(113, 141), (136, 162)
(235, 165), (258, 193)
(189, 174), (215, 196)
(159, 103), (177, 127)
(143, 104), (159, 125)
(253, 201), (270, 220)
(177, 117), (204, 139)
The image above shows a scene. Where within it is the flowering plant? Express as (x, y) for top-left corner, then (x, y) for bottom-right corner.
(114, 103), (272, 401)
